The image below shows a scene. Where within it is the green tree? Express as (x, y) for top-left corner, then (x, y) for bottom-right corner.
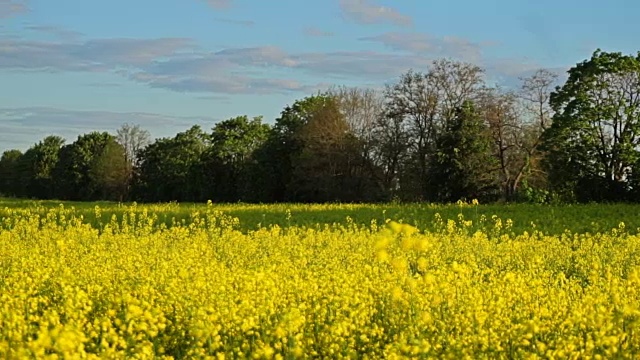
(53, 132), (116, 200)
(290, 95), (354, 202)
(256, 94), (380, 202)
(0, 149), (24, 197)
(89, 139), (129, 201)
(328, 86), (391, 200)
(384, 60), (485, 200)
(254, 95), (325, 202)
(200, 115), (270, 202)
(18, 135), (65, 199)
(542, 49), (640, 202)
(428, 100), (499, 202)
(134, 125), (208, 202)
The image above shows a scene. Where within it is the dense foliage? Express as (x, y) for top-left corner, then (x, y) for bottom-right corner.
(1, 201), (640, 358)
(2, 50), (640, 203)
(543, 50), (640, 202)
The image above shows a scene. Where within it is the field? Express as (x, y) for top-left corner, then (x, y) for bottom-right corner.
(1, 198), (640, 358)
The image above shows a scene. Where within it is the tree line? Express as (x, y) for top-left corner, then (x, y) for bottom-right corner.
(2, 50), (640, 204)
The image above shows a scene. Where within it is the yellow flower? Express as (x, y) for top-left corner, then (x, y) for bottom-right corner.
(1, 201), (638, 359)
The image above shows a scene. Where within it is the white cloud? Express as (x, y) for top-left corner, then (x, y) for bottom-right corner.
(339, 0), (412, 27)
(213, 17), (255, 27)
(213, 46), (299, 67)
(0, 0), (28, 18)
(360, 32), (485, 63)
(126, 70), (329, 95)
(202, 0), (232, 10)
(0, 33), (561, 96)
(304, 27), (335, 37)
(117, 46), (434, 93)
(85, 82), (124, 88)
(24, 24), (83, 40)
(0, 37), (196, 72)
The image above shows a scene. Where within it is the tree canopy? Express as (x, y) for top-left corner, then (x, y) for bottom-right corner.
(4, 51), (640, 204)
(543, 49), (640, 202)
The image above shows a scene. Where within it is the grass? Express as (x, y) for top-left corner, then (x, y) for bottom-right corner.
(1, 197), (638, 236)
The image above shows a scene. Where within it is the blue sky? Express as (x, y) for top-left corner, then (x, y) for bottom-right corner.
(1, 0), (639, 153)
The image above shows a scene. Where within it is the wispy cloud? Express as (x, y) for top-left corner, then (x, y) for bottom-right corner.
(0, 37), (196, 72)
(24, 24), (83, 41)
(304, 27), (335, 37)
(294, 50), (431, 79)
(85, 82), (124, 88)
(211, 46), (298, 67)
(0, 34), (556, 96)
(360, 32), (486, 63)
(126, 70), (330, 95)
(195, 95), (232, 102)
(0, 0), (28, 18)
(122, 45), (433, 91)
(214, 17), (255, 27)
(339, 0), (412, 27)
(202, 0), (232, 10)
(0, 107), (214, 151)
(0, 35), (331, 94)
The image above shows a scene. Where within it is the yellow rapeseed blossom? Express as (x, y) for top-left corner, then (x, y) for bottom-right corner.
(1, 204), (640, 358)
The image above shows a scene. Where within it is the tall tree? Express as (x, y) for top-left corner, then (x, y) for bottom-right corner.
(89, 139), (129, 201)
(328, 85), (382, 149)
(384, 69), (438, 200)
(477, 87), (521, 200)
(200, 115), (270, 202)
(116, 123), (151, 198)
(328, 86), (390, 199)
(255, 95), (325, 202)
(428, 100), (499, 202)
(543, 49), (640, 202)
(384, 60), (485, 200)
(134, 125), (208, 202)
(18, 135), (65, 199)
(255, 94), (380, 202)
(372, 112), (410, 198)
(291, 95), (355, 202)
(116, 123), (151, 167)
(53, 132), (117, 200)
(477, 69), (558, 201)
(516, 69), (558, 193)
(0, 150), (24, 197)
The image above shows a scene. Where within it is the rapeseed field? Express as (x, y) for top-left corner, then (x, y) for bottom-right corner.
(1, 201), (640, 358)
